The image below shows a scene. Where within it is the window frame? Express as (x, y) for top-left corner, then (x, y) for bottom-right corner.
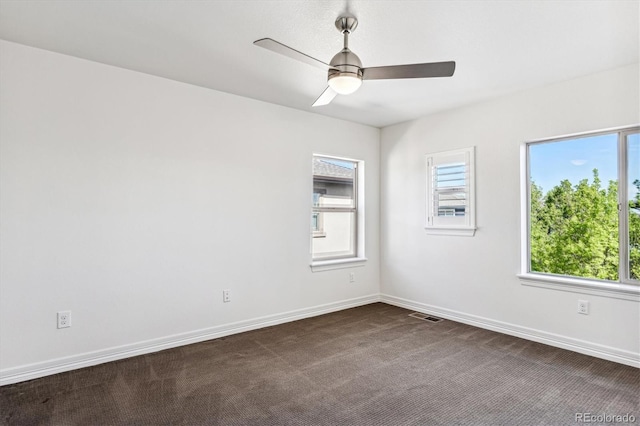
(619, 128), (638, 284)
(425, 146), (476, 236)
(519, 125), (640, 301)
(310, 154), (366, 270)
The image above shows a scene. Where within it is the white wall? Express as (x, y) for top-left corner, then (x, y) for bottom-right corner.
(380, 64), (640, 365)
(0, 40), (380, 383)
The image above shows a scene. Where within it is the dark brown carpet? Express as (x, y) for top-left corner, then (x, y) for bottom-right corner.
(1, 303), (638, 425)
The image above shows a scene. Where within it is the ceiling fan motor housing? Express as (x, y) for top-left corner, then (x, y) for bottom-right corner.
(328, 48), (363, 80)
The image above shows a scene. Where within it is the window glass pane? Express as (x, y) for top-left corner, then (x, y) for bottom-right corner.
(436, 190), (467, 217)
(311, 212), (355, 259)
(313, 157), (355, 209)
(529, 134), (619, 281)
(434, 163), (467, 217)
(628, 133), (640, 280)
(435, 163), (466, 188)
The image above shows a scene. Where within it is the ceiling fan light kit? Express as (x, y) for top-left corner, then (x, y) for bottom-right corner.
(254, 15), (455, 106)
(327, 74), (362, 95)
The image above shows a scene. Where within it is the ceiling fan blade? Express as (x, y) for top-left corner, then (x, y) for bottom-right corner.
(254, 38), (331, 71)
(362, 61), (456, 80)
(312, 87), (338, 107)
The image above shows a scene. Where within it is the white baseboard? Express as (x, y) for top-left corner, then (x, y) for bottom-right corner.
(3, 293), (636, 386)
(0, 294), (381, 386)
(381, 294), (639, 368)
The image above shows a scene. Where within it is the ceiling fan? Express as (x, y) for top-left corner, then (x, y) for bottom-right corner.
(254, 16), (456, 107)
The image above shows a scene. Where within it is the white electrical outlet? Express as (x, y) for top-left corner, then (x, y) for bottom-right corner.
(349, 272), (355, 283)
(578, 300), (589, 315)
(57, 311), (71, 328)
(223, 289), (231, 303)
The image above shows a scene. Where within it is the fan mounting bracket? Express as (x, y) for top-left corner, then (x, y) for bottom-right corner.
(335, 16), (358, 34)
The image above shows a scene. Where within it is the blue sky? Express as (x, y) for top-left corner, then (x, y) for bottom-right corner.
(320, 158), (355, 169)
(530, 133), (639, 199)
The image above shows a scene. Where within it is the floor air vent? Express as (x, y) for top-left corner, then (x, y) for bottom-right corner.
(409, 312), (444, 323)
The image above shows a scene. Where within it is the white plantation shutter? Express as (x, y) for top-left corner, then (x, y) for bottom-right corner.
(426, 147), (476, 236)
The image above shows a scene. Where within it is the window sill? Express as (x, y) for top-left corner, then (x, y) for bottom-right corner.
(518, 273), (640, 301)
(310, 257), (367, 272)
(425, 226), (476, 237)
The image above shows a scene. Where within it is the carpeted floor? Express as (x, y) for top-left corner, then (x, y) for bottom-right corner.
(1, 303), (638, 425)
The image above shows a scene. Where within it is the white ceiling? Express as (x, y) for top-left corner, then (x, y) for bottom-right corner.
(0, 0), (638, 128)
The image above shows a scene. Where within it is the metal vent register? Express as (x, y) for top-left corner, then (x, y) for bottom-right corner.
(409, 312), (444, 323)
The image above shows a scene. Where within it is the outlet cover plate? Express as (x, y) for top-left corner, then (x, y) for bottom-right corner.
(57, 311), (71, 328)
(578, 300), (589, 315)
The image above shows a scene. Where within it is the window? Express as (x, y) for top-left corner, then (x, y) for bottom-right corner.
(312, 155), (358, 261)
(524, 126), (639, 291)
(425, 147), (476, 236)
